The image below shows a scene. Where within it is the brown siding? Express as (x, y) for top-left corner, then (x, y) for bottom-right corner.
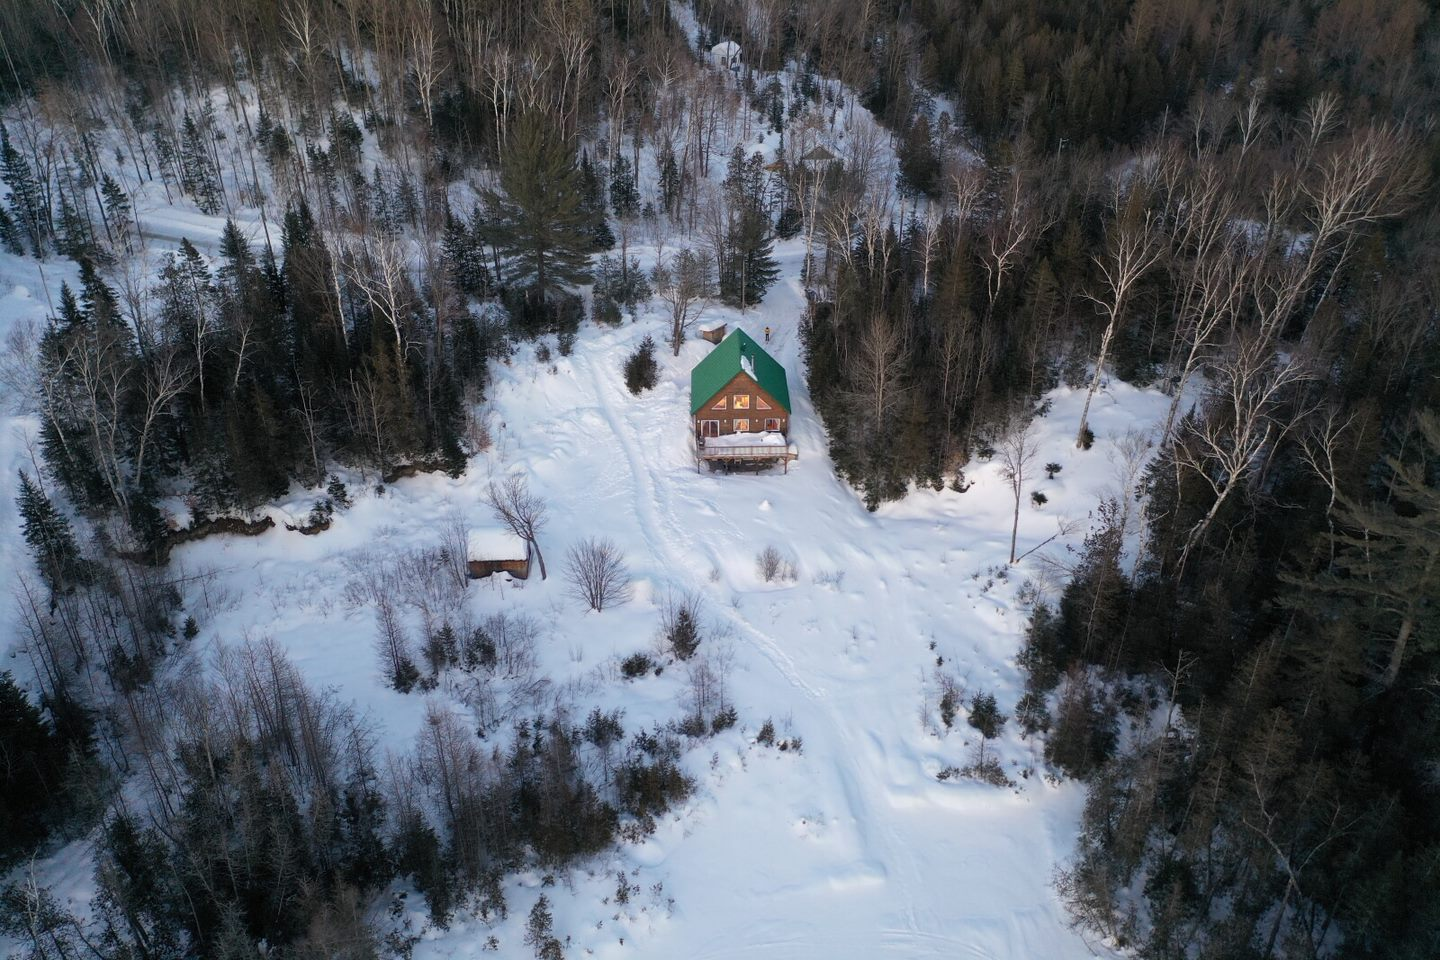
(467, 557), (531, 580)
(695, 372), (789, 437)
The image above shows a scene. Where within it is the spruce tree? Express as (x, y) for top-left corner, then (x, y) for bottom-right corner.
(486, 116), (595, 303)
(16, 471), (85, 597)
(0, 671), (74, 860)
(898, 113), (941, 197)
(99, 174), (132, 253)
(0, 203), (23, 255)
(609, 157), (640, 219)
(1, 122), (49, 257)
(719, 147), (779, 309)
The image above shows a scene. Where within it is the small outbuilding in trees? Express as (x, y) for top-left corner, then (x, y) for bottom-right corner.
(467, 528), (532, 580)
(710, 40), (742, 72)
(691, 329), (797, 472)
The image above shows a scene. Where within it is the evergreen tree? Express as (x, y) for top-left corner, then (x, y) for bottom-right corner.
(0, 122), (49, 257)
(609, 156), (640, 219)
(0, 672), (88, 864)
(898, 113), (941, 197)
(99, 174), (132, 254)
(623, 335), (659, 394)
(486, 117), (595, 303)
(179, 112), (222, 215)
(718, 147), (778, 309)
(0, 203), (23, 255)
(657, 144), (682, 218)
(16, 471), (86, 597)
(442, 207), (490, 298)
(577, 150), (615, 252)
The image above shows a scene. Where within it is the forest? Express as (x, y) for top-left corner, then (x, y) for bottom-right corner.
(0, 0), (1436, 957)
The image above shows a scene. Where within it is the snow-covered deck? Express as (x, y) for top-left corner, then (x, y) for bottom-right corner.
(698, 432), (799, 472)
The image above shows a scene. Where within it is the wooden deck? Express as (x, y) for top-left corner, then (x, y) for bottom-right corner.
(697, 438), (798, 473)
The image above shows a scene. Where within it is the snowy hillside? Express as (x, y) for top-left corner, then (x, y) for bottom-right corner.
(1, 219), (1169, 957)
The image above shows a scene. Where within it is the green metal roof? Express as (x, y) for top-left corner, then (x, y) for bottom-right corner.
(690, 329), (791, 415)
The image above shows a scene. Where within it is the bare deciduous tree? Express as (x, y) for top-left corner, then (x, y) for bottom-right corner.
(653, 248), (715, 355)
(564, 537), (631, 612)
(486, 475), (548, 579)
(1076, 208), (1165, 447)
(999, 415), (1040, 564)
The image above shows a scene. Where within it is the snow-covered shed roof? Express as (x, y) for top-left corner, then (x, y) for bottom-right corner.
(800, 145), (838, 164)
(711, 40), (741, 60)
(468, 528), (527, 561)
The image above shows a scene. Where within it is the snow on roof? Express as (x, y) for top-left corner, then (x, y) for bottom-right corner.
(468, 528), (527, 561)
(711, 40), (741, 58)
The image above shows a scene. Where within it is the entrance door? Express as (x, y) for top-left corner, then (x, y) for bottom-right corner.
(701, 420), (719, 437)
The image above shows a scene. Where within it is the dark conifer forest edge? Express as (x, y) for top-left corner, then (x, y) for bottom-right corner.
(0, 0), (1436, 957)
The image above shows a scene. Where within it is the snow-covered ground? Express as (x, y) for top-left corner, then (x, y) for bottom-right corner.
(0, 51), (1188, 956)
(2, 229), (1170, 957)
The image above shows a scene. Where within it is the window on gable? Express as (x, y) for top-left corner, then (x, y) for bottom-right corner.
(733, 395), (751, 409)
(756, 397), (771, 410)
(713, 396), (727, 410)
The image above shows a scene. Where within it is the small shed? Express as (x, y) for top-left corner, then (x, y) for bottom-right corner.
(700, 321), (728, 344)
(467, 528), (531, 580)
(799, 144), (838, 169)
(711, 40), (742, 71)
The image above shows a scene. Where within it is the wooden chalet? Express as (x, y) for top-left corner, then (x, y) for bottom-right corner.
(467, 528), (532, 580)
(690, 329), (798, 472)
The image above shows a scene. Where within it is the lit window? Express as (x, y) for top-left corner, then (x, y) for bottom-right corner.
(733, 395), (751, 409)
(734, 419), (750, 432)
(765, 418), (781, 432)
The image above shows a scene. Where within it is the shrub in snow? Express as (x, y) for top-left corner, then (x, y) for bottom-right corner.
(1031, 491), (1049, 508)
(968, 691), (1007, 740)
(621, 652), (655, 679)
(756, 719), (776, 746)
(1045, 462), (1062, 480)
(938, 674), (962, 729)
(326, 474), (352, 507)
(624, 336), (659, 394)
(711, 706), (738, 733)
(661, 590), (703, 659)
(564, 537), (632, 612)
(1078, 426), (1096, 450)
(756, 545), (795, 583)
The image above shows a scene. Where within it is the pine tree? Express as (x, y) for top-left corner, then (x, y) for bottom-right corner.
(16, 472), (85, 601)
(577, 150), (615, 252)
(99, 174), (132, 254)
(609, 156), (640, 219)
(898, 113), (941, 197)
(0, 203), (23, 255)
(179, 112), (222, 215)
(16, 471), (85, 598)
(486, 116), (595, 303)
(719, 147), (779, 309)
(623, 335), (658, 394)
(0, 671), (75, 860)
(658, 145), (682, 218)
(1, 122), (50, 257)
